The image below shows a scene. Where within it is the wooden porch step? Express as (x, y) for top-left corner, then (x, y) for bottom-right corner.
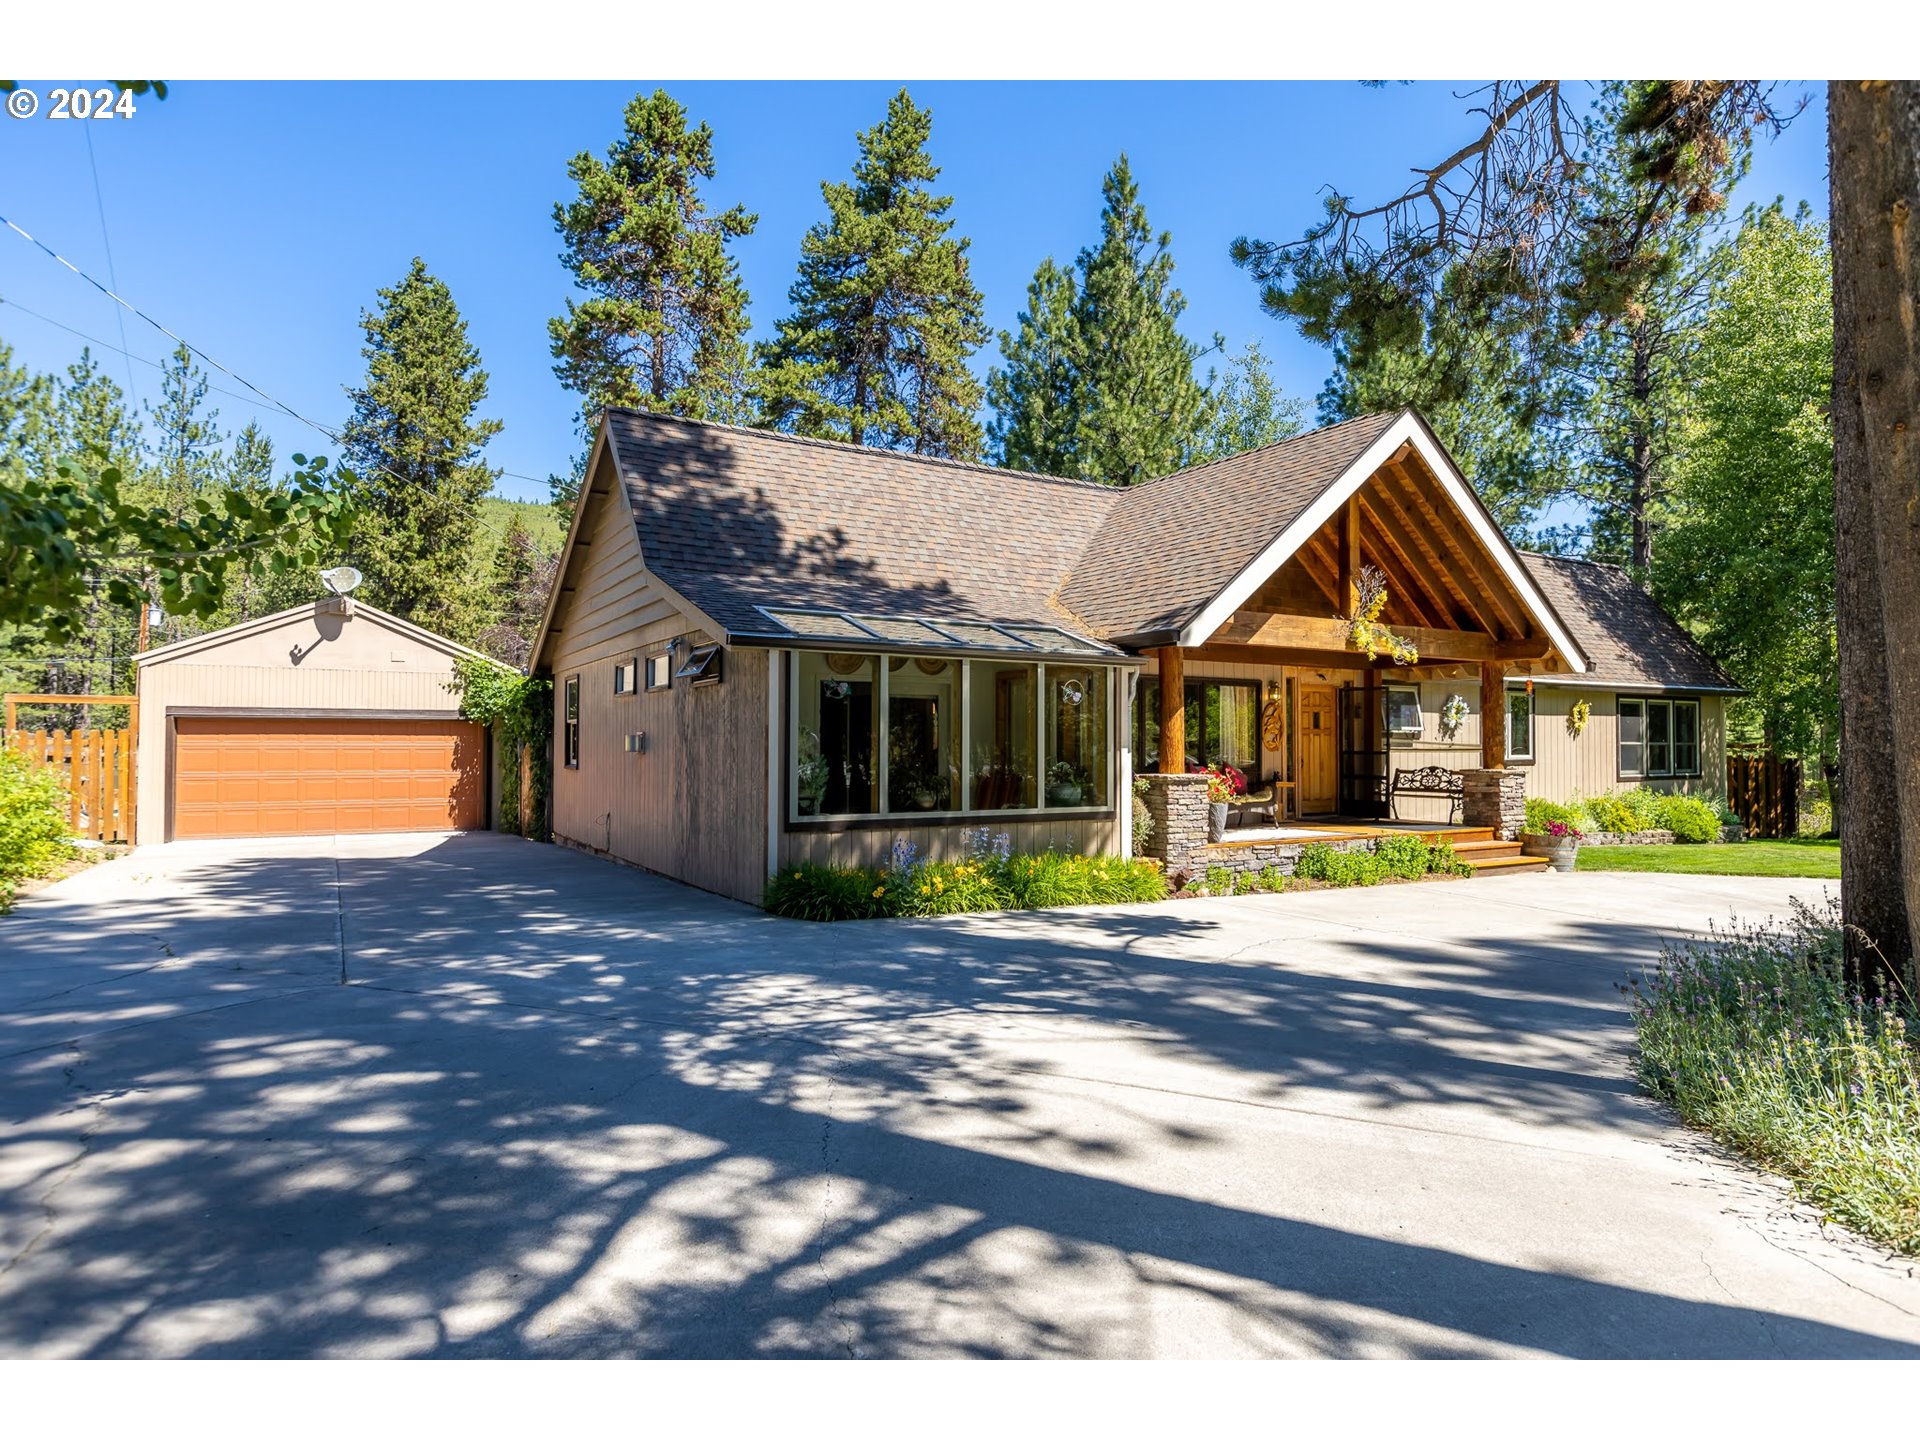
(1451, 839), (1524, 860)
(1462, 854), (1553, 877)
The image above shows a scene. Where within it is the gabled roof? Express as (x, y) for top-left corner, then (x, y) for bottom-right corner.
(1520, 553), (1743, 694)
(602, 409), (1119, 648)
(1057, 411), (1403, 643)
(133, 597), (495, 669)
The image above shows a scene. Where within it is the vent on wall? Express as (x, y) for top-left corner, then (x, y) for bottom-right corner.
(676, 644), (723, 688)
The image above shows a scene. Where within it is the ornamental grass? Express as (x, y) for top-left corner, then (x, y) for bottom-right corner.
(1629, 895), (1920, 1255)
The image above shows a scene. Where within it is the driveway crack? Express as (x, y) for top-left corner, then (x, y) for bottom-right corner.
(1, 1043), (107, 1280)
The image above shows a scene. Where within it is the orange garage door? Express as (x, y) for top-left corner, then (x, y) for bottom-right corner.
(171, 716), (486, 839)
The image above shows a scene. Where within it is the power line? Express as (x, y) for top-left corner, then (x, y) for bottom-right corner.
(80, 123), (140, 412)
(0, 219), (556, 541)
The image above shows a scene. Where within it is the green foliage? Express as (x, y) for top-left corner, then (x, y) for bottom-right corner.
(341, 257), (500, 642)
(1292, 837), (1467, 888)
(1204, 864), (1234, 896)
(762, 848), (1168, 921)
(0, 748), (73, 910)
(549, 87), (759, 507)
(448, 658), (553, 839)
(1630, 896), (1920, 1254)
(1191, 341), (1306, 463)
(1130, 774), (1154, 858)
(1293, 842), (1382, 887)
(1659, 794), (1721, 844)
(988, 155), (1215, 485)
(1577, 838), (1840, 879)
(1577, 786), (1717, 841)
(1525, 796), (1581, 833)
(1654, 206), (1835, 765)
(1372, 834), (1437, 881)
(758, 89), (987, 459)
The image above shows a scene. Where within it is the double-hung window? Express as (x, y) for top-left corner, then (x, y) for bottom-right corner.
(1619, 697), (1700, 778)
(1505, 687), (1534, 762)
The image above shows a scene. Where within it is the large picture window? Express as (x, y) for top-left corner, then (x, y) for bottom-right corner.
(790, 652), (1115, 822)
(1133, 678), (1259, 772)
(1618, 697), (1701, 778)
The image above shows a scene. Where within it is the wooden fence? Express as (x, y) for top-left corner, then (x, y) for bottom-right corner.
(1727, 753), (1801, 839)
(3, 728), (136, 843)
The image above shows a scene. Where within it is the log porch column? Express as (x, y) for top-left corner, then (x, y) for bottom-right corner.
(1480, 659), (1507, 771)
(1157, 645), (1185, 772)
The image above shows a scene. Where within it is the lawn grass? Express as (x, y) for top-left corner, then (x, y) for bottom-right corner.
(1576, 838), (1839, 879)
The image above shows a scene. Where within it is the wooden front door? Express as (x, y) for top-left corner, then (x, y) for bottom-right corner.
(1299, 685), (1337, 813)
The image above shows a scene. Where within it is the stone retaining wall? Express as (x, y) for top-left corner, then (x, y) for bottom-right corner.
(1186, 834), (1376, 886)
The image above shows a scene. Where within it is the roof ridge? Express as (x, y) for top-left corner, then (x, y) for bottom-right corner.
(605, 407), (1123, 495)
(1520, 549), (1631, 573)
(1122, 408), (1407, 494)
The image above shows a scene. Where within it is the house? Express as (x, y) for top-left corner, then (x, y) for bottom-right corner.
(132, 598), (495, 845)
(530, 406), (1737, 903)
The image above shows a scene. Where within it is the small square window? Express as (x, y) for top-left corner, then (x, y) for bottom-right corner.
(644, 654), (672, 691)
(613, 658), (637, 695)
(1385, 687), (1423, 735)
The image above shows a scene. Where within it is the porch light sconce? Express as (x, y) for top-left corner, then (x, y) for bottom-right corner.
(1266, 680), (1281, 702)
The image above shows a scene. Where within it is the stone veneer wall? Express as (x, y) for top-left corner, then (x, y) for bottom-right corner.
(1462, 769), (1527, 840)
(1137, 771), (1375, 884)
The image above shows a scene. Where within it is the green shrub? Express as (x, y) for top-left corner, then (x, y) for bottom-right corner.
(1373, 835), (1435, 881)
(0, 750), (74, 911)
(1426, 839), (1472, 877)
(1631, 895), (1920, 1254)
(1293, 842), (1384, 887)
(1204, 864), (1233, 896)
(763, 863), (887, 922)
(1525, 796), (1578, 833)
(1657, 793), (1720, 844)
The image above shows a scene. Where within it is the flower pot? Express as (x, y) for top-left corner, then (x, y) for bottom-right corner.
(1047, 782), (1083, 806)
(1520, 834), (1578, 873)
(1208, 801), (1229, 841)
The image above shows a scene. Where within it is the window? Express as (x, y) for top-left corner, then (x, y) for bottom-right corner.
(969, 660), (1036, 809)
(1619, 697), (1701, 777)
(1132, 679), (1259, 772)
(563, 676), (580, 769)
(1046, 667), (1109, 808)
(676, 644), (723, 687)
(1506, 687), (1534, 762)
(789, 653), (1118, 822)
(887, 656), (958, 812)
(1385, 686), (1423, 736)
(645, 653), (672, 691)
(613, 658), (637, 695)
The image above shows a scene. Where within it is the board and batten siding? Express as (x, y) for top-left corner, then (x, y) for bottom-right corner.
(1383, 680), (1728, 825)
(544, 459), (771, 904)
(133, 602), (472, 846)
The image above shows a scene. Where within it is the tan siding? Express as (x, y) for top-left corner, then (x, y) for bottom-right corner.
(135, 605), (471, 845)
(545, 466), (770, 903)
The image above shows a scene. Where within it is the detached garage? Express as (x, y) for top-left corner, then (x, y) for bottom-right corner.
(134, 598), (493, 846)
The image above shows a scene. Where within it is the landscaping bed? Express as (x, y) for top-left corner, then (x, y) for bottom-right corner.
(1630, 896), (1919, 1255)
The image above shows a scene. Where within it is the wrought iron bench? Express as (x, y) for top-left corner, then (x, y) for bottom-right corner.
(1389, 765), (1463, 823)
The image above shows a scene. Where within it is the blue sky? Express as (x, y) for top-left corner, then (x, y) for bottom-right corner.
(2, 80), (1831, 504)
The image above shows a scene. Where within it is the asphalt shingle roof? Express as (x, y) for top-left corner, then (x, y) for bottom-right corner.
(1520, 552), (1741, 693)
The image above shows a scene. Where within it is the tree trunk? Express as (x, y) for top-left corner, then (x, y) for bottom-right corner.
(1630, 317), (1655, 574)
(1829, 80), (1920, 993)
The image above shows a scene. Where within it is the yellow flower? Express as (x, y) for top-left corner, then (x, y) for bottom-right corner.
(872, 886), (886, 898)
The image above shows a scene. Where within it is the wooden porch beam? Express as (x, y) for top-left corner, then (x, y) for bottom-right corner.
(1212, 610), (1515, 663)
(1366, 474), (1499, 636)
(1382, 458), (1532, 640)
(1352, 505), (1442, 629)
(1156, 645), (1185, 772)
(1358, 490), (1470, 629)
(1292, 538), (1345, 611)
(1339, 495), (1360, 615)
(1192, 643), (1374, 670)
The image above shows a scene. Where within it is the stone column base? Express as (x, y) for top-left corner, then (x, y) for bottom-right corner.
(1462, 768), (1527, 840)
(1138, 772), (1210, 879)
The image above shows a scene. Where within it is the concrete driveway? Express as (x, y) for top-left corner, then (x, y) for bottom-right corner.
(2, 833), (1915, 1358)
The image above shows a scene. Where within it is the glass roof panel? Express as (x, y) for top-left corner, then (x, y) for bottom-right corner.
(847, 615), (951, 645)
(929, 620), (1030, 649)
(1001, 625), (1096, 654)
(763, 609), (873, 639)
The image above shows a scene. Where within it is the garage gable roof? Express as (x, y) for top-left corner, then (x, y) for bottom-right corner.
(133, 599), (496, 669)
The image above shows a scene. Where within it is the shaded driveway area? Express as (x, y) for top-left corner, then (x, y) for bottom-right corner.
(2, 833), (1916, 1358)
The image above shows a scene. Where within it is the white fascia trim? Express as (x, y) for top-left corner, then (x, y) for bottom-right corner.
(529, 424), (614, 674)
(134, 598), (497, 669)
(1176, 412), (1588, 674)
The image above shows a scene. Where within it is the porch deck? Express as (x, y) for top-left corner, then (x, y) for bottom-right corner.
(1210, 819), (1492, 848)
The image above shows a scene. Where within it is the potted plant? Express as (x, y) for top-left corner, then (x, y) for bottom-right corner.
(1203, 765), (1242, 840)
(1045, 760), (1087, 806)
(1520, 818), (1583, 872)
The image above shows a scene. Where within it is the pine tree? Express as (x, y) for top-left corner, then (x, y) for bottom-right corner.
(1069, 156), (1215, 485)
(475, 511), (555, 669)
(986, 259), (1079, 473)
(758, 89), (987, 459)
(145, 343), (225, 515)
(549, 88), (758, 512)
(987, 156), (1215, 484)
(340, 258), (501, 640)
(47, 349), (143, 481)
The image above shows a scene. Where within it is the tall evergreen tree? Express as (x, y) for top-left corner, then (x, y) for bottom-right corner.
(475, 511), (556, 669)
(549, 88), (758, 511)
(340, 258), (501, 640)
(758, 89), (988, 459)
(145, 343), (226, 515)
(986, 259), (1079, 473)
(46, 349), (142, 481)
(988, 156), (1214, 485)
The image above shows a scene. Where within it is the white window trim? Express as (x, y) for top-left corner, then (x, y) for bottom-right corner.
(1505, 685), (1535, 762)
(1385, 685), (1424, 737)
